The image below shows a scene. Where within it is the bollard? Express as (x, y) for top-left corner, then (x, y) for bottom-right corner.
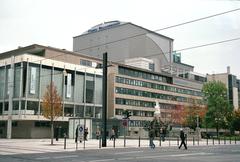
(212, 137), (214, 145)
(224, 136), (226, 145)
(218, 137), (220, 145)
(64, 133), (67, 150)
(169, 138), (170, 147)
(177, 137), (179, 146)
(186, 137), (187, 147)
(99, 136), (101, 148)
(113, 138), (116, 148)
(76, 141), (78, 150)
(207, 138), (208, 145)
(138, 136), (140, 147)
(230, 137), (231, 144)
(193, 137), (195, 146)
(159, 136), (161, 146)
(197, 137), (199, 146)
(235, 137), (237, 144)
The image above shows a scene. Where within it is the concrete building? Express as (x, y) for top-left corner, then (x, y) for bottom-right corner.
(0, 44), (206, 139)
(0, 44), (103, 138)
(207, 67), (240, 110)
(73, 21), (194, 76)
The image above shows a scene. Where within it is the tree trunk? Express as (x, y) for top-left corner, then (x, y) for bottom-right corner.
(51, 120), (54, 145)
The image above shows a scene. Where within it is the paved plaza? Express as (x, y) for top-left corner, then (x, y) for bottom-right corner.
(0, 138), (239, 155)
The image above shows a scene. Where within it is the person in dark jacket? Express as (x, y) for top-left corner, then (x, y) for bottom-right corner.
(149, 127), (155, 149)
(179, 128), (187, 150)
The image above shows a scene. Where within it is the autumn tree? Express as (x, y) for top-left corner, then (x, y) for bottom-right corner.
(42, 82), (63, 145)
(171, 105), (185, 126)
(183, 99), (207, 130)
(202, 81), (232, 137)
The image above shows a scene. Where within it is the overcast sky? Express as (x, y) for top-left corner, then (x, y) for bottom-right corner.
(1, 0), (240, 77)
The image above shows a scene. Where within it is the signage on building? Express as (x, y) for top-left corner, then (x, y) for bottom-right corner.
(30, 67), (37, 94)
(66, 73), (72, 98)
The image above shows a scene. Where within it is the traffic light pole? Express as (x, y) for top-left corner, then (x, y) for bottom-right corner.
(102, 52), (108, 147)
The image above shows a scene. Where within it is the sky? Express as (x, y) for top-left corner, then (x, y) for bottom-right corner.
(0, 0), (240, 77)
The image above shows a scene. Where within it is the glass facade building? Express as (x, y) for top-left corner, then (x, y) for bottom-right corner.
(0, 45), (103, 138)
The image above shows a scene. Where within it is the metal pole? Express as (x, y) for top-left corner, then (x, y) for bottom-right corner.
(102, 52), (107, 147)
(50, 65), (54, 145)
(138, 136), (140, 147)
(64, 133), (66, 149)
(124, 126), (126, 147)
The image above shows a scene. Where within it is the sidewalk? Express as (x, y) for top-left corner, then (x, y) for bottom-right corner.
(0, 138), (239, 155)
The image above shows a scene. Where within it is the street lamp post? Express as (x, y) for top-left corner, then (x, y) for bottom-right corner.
(102, 52), (108, 147)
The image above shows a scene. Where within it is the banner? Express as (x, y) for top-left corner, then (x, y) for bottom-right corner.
(30, 67), (37, 94)
(66, 73), (72, 98)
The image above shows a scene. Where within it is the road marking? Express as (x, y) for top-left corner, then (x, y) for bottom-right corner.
(88, 159), (114, 162)
(53, 155), (79, 159)
(115, 150), (143, 155)
(35, 155), (79, 160)
(170, 152), (214, 157)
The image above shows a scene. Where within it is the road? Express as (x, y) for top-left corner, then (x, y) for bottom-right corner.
(1, 145), (240, 162)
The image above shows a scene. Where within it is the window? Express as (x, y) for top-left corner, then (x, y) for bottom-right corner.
(80, 59), (93, 67)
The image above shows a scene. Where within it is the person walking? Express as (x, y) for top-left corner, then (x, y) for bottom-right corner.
(84, 128), (88, 141)
(149, 127), (155, 149)
(110, 128), (116, 140)
(179, 128), (187, 150)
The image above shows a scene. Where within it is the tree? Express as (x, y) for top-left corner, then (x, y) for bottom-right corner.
(42, 82), (63, 145)
(202, 81), (232, 137)
(231, 109), (240, 132)
(171, 105), (185, 126)
(183, 99), (207, 130)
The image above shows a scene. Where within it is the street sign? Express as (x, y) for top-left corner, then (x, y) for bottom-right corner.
(78, 125), (84, 142)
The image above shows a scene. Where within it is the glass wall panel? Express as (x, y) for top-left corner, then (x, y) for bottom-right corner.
(27, 101), (38, 115)
(75, 105), (84, 117)
(75, 73), (84, 103)
(95, 107), (102, 119)
(13, 101), (19, 111)
(86, 74), (94, 103)
(95, 75), (102, 104)
(53, 69), (63, 97)
(0, 68), (5, 100)
(40, 67), (51, 98)
(14, 64), (21, 98)
(85, 106), (94, 117)
(64, 105), (74, 117)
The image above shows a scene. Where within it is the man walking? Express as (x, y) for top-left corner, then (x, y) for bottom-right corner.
(179, 128), (187, 150)
(149, 126), (155, 149)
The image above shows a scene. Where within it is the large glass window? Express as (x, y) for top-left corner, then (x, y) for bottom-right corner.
(95, 107), (102, 118)
(0, 67), (5, 100)
(75, 105), (84, 117)
(86, 74), (94, 103)
(64, 105), (74, 117)
(85, 106), (94, 117)
(27, 101), (38, 115)
(95, 75), (102, 104)
(75, 73), (84, 103)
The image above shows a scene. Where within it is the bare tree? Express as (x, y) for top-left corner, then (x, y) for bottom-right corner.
(42, 82), (62, 145)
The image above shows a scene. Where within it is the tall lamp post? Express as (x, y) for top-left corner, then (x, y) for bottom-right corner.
(102, 52), (108, 147)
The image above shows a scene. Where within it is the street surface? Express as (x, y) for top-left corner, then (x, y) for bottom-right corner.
(1, 145), (240, 162)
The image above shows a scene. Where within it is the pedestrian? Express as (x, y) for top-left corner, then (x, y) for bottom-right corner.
(110, 128), (116, 140)
(84, 128), (88, 141)
(179, 128), (187, 150)
(96, 130), (100, 139)
(149, 126), (155, 149)
(75, 127), (78, 143)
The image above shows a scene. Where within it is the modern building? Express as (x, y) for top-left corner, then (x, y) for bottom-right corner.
(73, 21), (194, 76)
(0, 44), (206, 139)
(108, 62), (205, 137)
(0, 44), (103, 138)
(207, 67), (240, 110)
